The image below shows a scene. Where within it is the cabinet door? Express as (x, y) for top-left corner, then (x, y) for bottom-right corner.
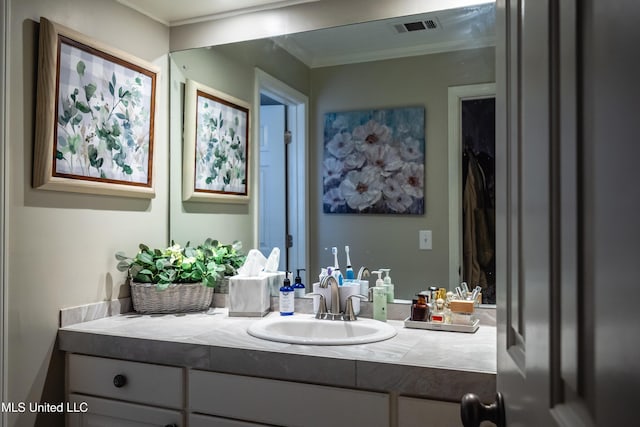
(190, 370), (389, 427)
(397, 397), (460, 427)
(190, 413), (270, 427)
(67, 394), (183, 427)
(68, 354), (183, 409)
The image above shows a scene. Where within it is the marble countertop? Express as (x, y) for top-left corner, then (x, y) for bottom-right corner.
(58, 308), (496, 402)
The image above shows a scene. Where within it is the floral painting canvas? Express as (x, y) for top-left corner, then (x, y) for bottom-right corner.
(33, 18), (158, 198)
(54, 38), (156, 185)
(323, 107), (425, 214)
(182, 79), (250, 203)
(193, 91), (248, 195)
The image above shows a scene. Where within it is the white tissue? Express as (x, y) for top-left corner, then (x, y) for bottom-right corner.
(264, 247), (280, 272)
(237, 249), (267, 277)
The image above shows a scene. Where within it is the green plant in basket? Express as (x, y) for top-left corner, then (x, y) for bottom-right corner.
(115, 239), (245, 290)
(205, 238), (246, 277)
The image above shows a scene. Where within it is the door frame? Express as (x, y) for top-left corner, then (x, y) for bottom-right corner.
(254, 69), (309, 284)
(1, 0), (7, 420)
(447, 83), (496, 290)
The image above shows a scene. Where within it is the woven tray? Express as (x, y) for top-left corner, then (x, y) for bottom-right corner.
(130, 281), (213, 314)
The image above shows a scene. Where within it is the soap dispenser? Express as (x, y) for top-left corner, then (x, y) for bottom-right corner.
(368, 271), (387, 322)
(279, 272), (294, 316)
(381, 268), (395, 303)
(293, 269), (306, 298)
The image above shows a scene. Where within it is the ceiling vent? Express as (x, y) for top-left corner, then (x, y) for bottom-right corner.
(393, 17), (440, 34)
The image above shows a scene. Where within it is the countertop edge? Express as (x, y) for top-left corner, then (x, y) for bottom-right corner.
(58, 325), (496, 402)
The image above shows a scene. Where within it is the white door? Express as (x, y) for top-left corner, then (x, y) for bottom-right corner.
(466, 1), (640, 426)
(259, 104), (286, 271)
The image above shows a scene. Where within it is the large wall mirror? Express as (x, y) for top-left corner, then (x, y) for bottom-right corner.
(169, 1), (496, 301)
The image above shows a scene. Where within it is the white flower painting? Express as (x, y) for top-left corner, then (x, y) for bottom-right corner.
(323, 107), (425, 214)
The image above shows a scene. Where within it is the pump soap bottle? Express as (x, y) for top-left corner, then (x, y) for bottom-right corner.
(279, 272), (294, 316)
(369, 271), (387, 322)
(293, 269), (306, 298)
(381, 268), (395, 303)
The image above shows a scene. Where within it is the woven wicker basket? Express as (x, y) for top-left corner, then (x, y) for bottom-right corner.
(130, 281), (214, 314)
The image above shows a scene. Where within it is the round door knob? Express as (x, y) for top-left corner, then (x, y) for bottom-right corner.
(461, 392), (505, 427)
(113, 374), (127, 388)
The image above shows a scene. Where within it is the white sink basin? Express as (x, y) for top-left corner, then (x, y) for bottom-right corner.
(247, 314), (397, 345)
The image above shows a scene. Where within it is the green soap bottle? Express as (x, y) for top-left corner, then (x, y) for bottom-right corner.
(381, 268), (395, 303)
(369, 271), (387, 322)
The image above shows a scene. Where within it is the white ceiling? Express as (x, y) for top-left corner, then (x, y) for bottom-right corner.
(116, 0), (321, 26)
(116, 0), (495, 68)
(270, 4), (495, 67)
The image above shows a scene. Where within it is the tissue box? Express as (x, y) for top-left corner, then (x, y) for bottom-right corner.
(262, 271), (283, 296)
(228, 274), (274, 317)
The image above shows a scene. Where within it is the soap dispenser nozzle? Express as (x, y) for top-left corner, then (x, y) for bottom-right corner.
(372, 270), (384, 286)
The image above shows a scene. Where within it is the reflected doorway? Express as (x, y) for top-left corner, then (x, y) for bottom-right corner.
(255, 70), (308, 285)
(448, 83), (495, 302)
(461, 97), (495, 304)
(259, 100), (286, 271)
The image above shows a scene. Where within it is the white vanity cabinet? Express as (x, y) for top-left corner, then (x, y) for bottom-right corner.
(67, 394), (182, 427)
(66, 354), (390, 427)
(189, 414), (271, 427)
(66, 354), (184, 427)
(63, 352), (486, 427)
(397, 396), (461, 427)
(188, 370), (390, 427)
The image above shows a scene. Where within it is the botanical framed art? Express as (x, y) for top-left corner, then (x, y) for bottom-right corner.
(323, 107), (425, 214)
(182, 79), (250, 203)
(33, 18), (159, 198)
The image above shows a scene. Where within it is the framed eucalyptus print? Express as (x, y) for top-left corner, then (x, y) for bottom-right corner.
(182, 79), (250, 203)
(33, 18), (159, 198)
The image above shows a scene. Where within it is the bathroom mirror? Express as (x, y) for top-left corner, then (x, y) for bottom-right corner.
(168, 2), (496, 301)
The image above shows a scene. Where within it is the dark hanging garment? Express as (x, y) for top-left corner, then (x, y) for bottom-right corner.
(462, 151), (494, 289)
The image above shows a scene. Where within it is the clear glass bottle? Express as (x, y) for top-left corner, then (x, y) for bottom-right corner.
(430, 298), (445, 323)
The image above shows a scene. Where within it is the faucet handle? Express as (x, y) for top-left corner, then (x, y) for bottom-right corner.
(305, 293), (328, 319)
(343, 294), (368, 321)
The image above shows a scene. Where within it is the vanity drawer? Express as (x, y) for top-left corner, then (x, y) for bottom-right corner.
(189, 370), (389, 427)
(397, 396), (462, 427)
(68, 354), (183, 409)
(68, 394), (183, 427)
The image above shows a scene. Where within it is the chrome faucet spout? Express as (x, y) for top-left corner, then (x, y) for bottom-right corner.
(319, 275), (341, 319)
(357, 266), (370, 281)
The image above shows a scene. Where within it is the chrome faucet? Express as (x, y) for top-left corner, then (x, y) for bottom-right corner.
(305, 292), (328, 319)
(357, 266), (370, 281)
(306, 275), (367, 321)
(343, 294), (368, 321)
(319, 275), (342, 320)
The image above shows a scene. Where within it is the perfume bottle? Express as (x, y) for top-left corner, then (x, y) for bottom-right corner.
(411, 293), (429, 321)
(430, 298), (445, 323)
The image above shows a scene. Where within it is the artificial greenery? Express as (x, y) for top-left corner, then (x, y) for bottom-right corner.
(115, 238), (246, 290)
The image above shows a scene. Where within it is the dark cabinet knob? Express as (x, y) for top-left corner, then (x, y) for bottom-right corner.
(113, 374), (127, 388)
(461, 392), (505, 427)
(164, 424), (178, 427)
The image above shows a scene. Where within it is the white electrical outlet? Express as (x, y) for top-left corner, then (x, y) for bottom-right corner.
(419, 230), (432, 250)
